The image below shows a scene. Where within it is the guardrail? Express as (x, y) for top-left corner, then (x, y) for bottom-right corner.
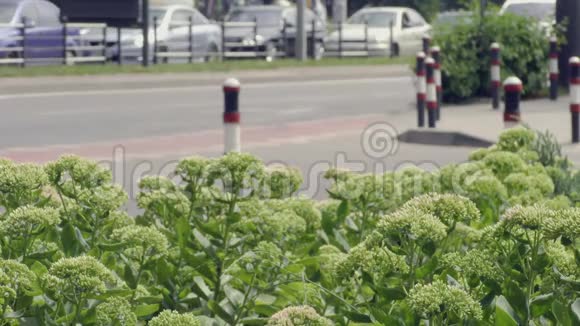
(324, 21), (395, 58)
(0, 20), (107, 66)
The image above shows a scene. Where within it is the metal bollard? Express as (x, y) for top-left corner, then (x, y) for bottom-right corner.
(431, 46), (442, 121)
(490, 43), (501, 109)
(422, 34), (431, 56)
(549, 36), (559, 101)
(416, 51), (426, 128)
(569, 57), (580, 143)
(503, 76), (523, 129)
(426, 57), (437, 128)
(223, 78), (241, 153)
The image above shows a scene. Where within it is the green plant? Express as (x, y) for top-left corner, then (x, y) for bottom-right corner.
(434, 10), (552, 101)
(0, 129), (578, 325)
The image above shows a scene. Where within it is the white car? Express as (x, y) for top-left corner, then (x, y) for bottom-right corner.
(500, 0), (555, 33)
(108, 5), (222, 62)
(325, 7), (431, 57)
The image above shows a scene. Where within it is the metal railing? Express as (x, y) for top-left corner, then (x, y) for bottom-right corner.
(221, 20), (286, 59)
(152, 17), (221, 64)
(0, 20), (107, 66)
(324, 20), (395, 58)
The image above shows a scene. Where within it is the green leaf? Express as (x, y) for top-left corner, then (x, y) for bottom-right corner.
(239, 317), (268, 325)
(193, 229), (217, 258)
(504, 280), (527, 321)
(415, 257), (438, 279)
(208, 300), (234, 324)
(134, 304), (160, 317)
(336, 200), (350, 224)
(495, 295), (520, 326)
(571, 298), (580, 323)
(191, 276), (212, 301)
(376, 286), (406, 301)
(345, 311), (372, 323)
(530, 293), (554, 318)
(553, 300), (572, 326)
(30, 261), (48, 278)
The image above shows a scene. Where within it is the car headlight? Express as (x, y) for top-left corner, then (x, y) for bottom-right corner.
(255, 35), (264, 45)
(242, 37), (255, 46)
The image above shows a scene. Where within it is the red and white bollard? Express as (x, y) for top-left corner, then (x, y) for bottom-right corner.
(503, 76), (523, 129)
(569, 57), (580, 143)
(223, 78), (241, 153)
(426, 57), (437, 128)
(422, 34), (431, 56)
(549, 36), (559, 101)
(490, 43), (501, 109)
(416, 51), (426, 127)
(431, 46), (442, 120)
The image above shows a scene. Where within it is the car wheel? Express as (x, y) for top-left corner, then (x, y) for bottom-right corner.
(313, 41), (324, 61)
(391, 43), (400, 57)
(204, 44), (219, 62)
(265, 42), (277, 62)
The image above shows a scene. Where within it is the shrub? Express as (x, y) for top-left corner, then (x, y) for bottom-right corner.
(434, 12), (550, 101)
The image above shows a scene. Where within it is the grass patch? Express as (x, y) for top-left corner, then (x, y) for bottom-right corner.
(0, 56), (411, 78)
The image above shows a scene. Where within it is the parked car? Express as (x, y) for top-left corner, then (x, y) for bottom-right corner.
(325, 7), (431, 57)
(107, 5), (221, 63)
(0, 0), (81, 64)
(223, 5), (326, 61)
(500, 0), (555, 34)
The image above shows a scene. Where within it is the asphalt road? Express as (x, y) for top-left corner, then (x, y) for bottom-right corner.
(0, 65), (481, 207)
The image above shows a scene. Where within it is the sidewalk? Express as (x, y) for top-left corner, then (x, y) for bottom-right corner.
(414, 96), (580, 161)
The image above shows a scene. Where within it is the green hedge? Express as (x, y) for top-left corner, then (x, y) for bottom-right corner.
(434, 13), (551, 101)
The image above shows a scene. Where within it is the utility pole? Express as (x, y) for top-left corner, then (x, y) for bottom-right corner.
(557, 0), (580, 87)
(142, 0), (149, 67)
(296, 0), (307, 61)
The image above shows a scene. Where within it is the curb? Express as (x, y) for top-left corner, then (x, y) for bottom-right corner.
(398, 129), (494, 148)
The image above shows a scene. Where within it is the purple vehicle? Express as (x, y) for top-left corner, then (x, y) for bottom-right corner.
(0, 0), (81, 64)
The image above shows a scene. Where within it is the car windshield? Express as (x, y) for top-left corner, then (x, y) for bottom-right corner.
(348, 11), (396, 27)
(149, 8), (168, 24)
(228, 9), (282, 26)
(504, 3), (554, 21)
(0, 2), (18, 24)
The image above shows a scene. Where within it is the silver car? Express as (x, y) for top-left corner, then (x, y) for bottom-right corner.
(108, 5), (221, 62)
(325, 7), (431, 57)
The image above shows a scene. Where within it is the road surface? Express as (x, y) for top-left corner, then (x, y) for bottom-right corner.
(0, 65), (476, 200)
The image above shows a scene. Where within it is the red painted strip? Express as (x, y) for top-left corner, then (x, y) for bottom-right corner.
(434, 63), (441, 69)
(571, 78), (580, 85)
(549, 54), (558, 59)
(223, 86), (240, 93)
(417, 93), (426, 101)
(491, 59), (500, 65)
(571, 62), (580, 67)
(0, 115), (385, 163)
(503, 112), (520, 122)
(490, 80), (501, 88)
(416, 72), (425, 77)
(436, 86), (442, 91)
(427, 77), (435, 84)
(571, 104), (580, 113)
(223, 112), (240, 123)
(550, 73), (559, 80)
(427, 102), (438, 110)
(504, 84), (523, 92)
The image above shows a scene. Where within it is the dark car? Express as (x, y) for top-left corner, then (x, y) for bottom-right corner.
(0, 0), (83, 65)
(224, 5), (325, 61)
